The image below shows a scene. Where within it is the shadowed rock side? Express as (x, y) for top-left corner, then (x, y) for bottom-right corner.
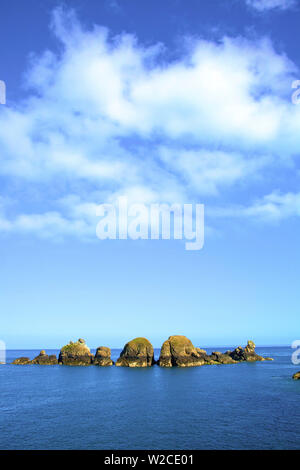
(31, 350), (58, 365)
(58, 338), (93, 366)
(116, 337), (155, 367)
(293, 372), (300, 380)
(158, 336), (272, 367)
(93, 347), (114, 366)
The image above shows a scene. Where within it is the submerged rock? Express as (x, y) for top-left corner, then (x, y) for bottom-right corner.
(158, 335), (208, 367)
(93, 347), (114, 366)
(31, 350), (58, 365)
(116, 337), (155, 367)
(293, 371), (300, 380)
(12, 357), (31, 365)
(58, 339), (93, 366)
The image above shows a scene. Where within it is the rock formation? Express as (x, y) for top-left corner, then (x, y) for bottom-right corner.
(31, 350), (58, 365)
(12, 357), (31, 365)
(293, 371), (300, 380)
(58, 338), (93, 366)
(116, 337), (155, 367)
(93, 347), (114, 366)
(158, 335), (210, 367)
(11, 337), (273, 368)
(229, 340), (272, 362)
(158, 336), (272, 367)
(210, 351), (237, 365)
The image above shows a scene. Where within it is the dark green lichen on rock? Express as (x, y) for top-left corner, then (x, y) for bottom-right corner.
(93, 346), (114, 366)
(58, 338), (93, 366)
(116, 337), (155, 367)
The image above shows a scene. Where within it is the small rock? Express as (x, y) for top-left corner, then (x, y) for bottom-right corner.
(93, 347), (114, 366)
(31, 351), (58, 365)
(12, 357), (31, 365)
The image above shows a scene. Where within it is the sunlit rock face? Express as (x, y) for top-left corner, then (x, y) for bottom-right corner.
(116, 337), (155, 367)
(58, 339), (94, 366)
(93, 347), (114, 366)
(158, 335), (209, 367)
(12, 357), (32, 365)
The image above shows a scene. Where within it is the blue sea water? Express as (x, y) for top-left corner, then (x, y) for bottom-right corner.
(0, 347), (299, 450)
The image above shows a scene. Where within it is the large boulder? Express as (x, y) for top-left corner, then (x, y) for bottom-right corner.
(158, 335), (209, 367)
(293, 371), (300, 380)
(116, 337), (155, 367)
(58, 339), (93, 366)
(31, 350), (58, 365)
(93, 347), (113, 366)
(12, 357), (31, 365)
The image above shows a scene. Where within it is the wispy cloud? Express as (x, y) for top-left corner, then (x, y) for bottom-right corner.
(246, 0), (297, 11)
(209, 192), (300, 221)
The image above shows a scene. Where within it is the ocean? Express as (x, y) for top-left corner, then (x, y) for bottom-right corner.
(0, 347), (299, 450)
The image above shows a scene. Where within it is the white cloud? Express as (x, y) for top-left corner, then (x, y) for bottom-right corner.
(246, 0), (296, 11)
(0, 7), (299, 239)
(209, 192), (300, 221)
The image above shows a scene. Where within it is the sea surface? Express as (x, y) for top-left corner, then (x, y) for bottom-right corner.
(0, 347), (299, 450)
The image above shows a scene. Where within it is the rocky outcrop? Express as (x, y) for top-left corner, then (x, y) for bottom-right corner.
(158, 335), (209, 367)
(293, 371), (300, 380)
(210, 351), (237, 365)
(116, 337), (155, 367)
(12, 357), (31, 365)
(31, 350), (58, 365)
(93, 347), (113, 366)
(229, 340), (272, 362)
(58, 339), (93, 366)
(158, 336), (273, 367)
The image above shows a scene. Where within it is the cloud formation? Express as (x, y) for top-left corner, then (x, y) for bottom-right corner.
(0, 7), (299, 240)
(246, 0), (296, 11)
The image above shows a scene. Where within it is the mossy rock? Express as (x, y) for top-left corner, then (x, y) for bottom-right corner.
(12, 357), (31, 365)
(158, 335), (207, 367)
(58, 339), (93, 366)
(116, 337), (155, 367)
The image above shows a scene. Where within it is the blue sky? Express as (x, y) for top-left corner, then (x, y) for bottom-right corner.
(0, 0), (300, 349)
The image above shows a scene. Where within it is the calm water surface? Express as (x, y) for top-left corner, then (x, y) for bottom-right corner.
(0, 347), (299, 449)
